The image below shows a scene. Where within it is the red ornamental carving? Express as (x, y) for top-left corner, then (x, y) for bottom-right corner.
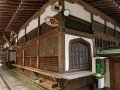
(50, 18), (56, 24)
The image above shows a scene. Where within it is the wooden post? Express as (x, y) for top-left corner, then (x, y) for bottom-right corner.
(58, 0), (65, 73)
(58, 0), (65, 31)
(58, 31), (65, 73)
(114, 26), (117, 38)
(16, 33), (18, 64)
(17, 32), (18, 45)
(37, 40), (39, 68)
(91, 13), (96, 57)
(104, 21), (107, 35)
(38, 16), (40, 36)
(91, 13), (94, 34)
(24, 27), (26, 42)
(114, 26), (117, 46)
(23, 49), (25, 66)
(23, 28), (26, 66)
(30, 57), (32, 67)
(37, 16), (40, 69)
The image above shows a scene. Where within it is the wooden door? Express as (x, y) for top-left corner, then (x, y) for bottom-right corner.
(110, 60), (120, 90)
(113, 62), (120, 90)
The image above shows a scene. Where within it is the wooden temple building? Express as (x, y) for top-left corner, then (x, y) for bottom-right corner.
(0, 0), (120, 90)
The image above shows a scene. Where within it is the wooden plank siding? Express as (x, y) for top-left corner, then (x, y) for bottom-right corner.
(16, 30), (59, 72)
(92, 21), (105, 34)
(17, 46), (24, 65)
(25, 40), (37, 68)
(38, 32), (59, 72)
(65, 15), (92, 34)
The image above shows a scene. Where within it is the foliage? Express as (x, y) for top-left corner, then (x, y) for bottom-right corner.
(0, 51), (3, 60)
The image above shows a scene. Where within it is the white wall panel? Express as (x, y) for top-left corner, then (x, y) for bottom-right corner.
(18, 29), (25, 39)
(26, 18), (38, 34)
(116, 26), (120, 32)
(106, 22), (114, 29)
(93, 15), (105, 25)
(65, 34), (94, 71)
(65, 1), (91, 23)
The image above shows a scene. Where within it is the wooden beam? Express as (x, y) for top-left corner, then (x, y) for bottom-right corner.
(88, 0), (110, 4)
(0, 0), (20, 4)
(0, 5), (18, 8)
(5, 0), (24, 32)
(0, 15), (31, 18)
(0, 9), (16, 11)
(0, 8), (38, 11)
(3, 35), (12, 46)
(23, 0), (47, 3)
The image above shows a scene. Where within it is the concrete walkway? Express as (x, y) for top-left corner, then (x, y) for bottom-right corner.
(0, 67), (43, 90)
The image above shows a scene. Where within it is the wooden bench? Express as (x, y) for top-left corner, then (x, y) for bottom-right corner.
(13, 64), (95, 89)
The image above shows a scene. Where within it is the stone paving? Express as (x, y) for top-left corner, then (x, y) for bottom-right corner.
(0, 67), (42, 90)
(0, 75), (8, 90)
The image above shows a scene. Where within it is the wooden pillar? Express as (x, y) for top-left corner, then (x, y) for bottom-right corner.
(58, 31), (65, 73)
(37, 40), (39, 68)
(37, 16), (40, 69)
(58, 0), (65, 73)
(23, 28), (26, 66)
(114, 26), (117, 38)
(91, 13), (96, 56)
(114, 26), (117, 46)
(24, 27), (26, 42)
(30, 57), (32, 67)
(16, 33), (18, 64)
(58, 0), (65, 31)
(104, 21), (107, 35)
(15, 49), (17, 64)
(17, 32), (18, 45)
(23, 49), (25, 66)
(91, 13), (94, 34)
(38, 16), (40, 36)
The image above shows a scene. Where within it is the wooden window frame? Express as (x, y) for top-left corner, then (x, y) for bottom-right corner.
(69, 38), (92, 71)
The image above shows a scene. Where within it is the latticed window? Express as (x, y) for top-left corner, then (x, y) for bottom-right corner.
(69, 38), (91, 70)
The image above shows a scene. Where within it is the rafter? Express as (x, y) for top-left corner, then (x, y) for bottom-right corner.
(0, 0), (48, 45)
(84, 0), (120, 24)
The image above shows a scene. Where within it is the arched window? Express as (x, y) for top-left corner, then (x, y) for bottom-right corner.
(69, 38), (92, 70)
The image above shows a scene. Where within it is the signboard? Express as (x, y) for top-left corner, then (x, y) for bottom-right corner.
(51, 4), (62, 12)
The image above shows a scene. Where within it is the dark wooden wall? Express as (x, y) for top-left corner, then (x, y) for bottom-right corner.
(109, 57), (120, 90)
(57, 76), (95, 90)
(16, 30), (59, 72)
(25, 40), (37, 68)
(17, 46), (24, 65)
(3, 49), (8, 63)
(39, 35), (58, 71)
